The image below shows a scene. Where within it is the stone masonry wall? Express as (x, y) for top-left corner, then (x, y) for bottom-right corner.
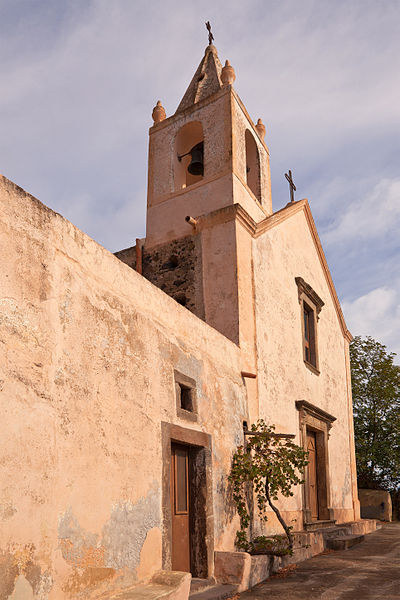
(114, 245), (136, 270)
(116, 235), (205, 320)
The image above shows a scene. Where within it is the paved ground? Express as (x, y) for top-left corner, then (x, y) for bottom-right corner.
(239, 523), (400, 600)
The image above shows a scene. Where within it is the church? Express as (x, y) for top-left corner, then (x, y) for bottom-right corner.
(0, 38), (376, 599)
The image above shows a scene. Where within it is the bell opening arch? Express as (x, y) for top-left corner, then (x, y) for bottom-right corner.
(175, 121), (204, 190)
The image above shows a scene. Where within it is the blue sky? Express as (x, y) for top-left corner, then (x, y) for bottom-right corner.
(1, 0), (399, 358)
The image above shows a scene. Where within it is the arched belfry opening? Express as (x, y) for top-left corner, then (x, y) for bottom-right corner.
(175, 122), (204, 190)
(245, 129), (261, 203)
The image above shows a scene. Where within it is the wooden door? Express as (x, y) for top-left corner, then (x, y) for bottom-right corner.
(307, 431), (319, 520)
(171, 443), (190, 572)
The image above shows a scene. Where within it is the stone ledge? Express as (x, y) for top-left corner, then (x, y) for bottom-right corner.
(91, 571), (191, 600)
(326, 534), (365, 551)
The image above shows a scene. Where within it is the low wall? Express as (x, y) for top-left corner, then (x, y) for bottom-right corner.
(359, 489), (392, 522)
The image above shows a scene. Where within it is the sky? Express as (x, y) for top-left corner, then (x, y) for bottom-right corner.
(0, 0), (399, 359)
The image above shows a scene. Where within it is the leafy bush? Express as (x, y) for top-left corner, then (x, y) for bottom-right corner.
(229, 420), (308, 553)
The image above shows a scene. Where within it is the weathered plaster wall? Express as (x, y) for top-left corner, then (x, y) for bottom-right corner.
(200, 220), (240, 345)
(253, 208), (355, 526)
(0, 175), (247, 599)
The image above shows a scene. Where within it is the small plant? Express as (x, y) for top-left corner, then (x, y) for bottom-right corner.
(229, 420), (308, 554)
(248, 534), (292, 556)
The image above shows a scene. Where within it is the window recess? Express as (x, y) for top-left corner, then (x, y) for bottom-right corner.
(174, 370), (198, 421)
(295, 277), (324, 374)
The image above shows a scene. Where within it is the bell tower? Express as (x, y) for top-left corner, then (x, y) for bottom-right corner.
(145, 43), (271, 248)
(118, 40), (271, 384)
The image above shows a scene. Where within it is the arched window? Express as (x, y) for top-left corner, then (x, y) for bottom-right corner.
(245, 129), (261, 202)
(175, 122), (204, 190)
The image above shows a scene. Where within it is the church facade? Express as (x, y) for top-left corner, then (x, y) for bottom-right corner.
(0, 42), (366, 599)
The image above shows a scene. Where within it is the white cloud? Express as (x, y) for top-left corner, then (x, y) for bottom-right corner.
(323, 178), (400, 245)
(342, 284), (400, 361)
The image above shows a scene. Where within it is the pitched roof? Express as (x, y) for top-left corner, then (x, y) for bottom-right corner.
(194, 199), (352, 342)
(256, 200), (353, 342)
(175, 45), (223, 114)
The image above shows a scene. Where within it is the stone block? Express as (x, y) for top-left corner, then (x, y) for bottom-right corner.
(326, 534), (364, 551)
(248, 555), (276, 588)
(214, 551), (251, 592)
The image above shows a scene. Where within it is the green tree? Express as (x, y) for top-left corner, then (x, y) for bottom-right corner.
(229, 420), (308, 553)
(350, 336), (400, 491)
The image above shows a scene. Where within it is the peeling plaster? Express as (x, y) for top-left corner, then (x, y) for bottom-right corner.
(102, 485), (161, 572)
(0, 502), (17, 521)
(7, 574), (34, 600)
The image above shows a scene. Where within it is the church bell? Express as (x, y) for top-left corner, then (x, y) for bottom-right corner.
(187, 142), (204, 176)
(178, 142), (204, 176)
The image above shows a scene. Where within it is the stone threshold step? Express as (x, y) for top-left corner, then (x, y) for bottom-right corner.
(304, 520), (336, 531)
(326, 534), (365, 551)
(189, 584), (238, 600)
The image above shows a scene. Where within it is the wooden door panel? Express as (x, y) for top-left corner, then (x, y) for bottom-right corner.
(307, 431), (319, 520)
(171, 444), (190, 572)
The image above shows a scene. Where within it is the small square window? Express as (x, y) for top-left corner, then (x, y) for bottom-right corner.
(174, 370), (197, 421)
(178, 383), (193, 412)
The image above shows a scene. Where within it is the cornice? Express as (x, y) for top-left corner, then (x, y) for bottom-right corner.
(295, 276), (325, 316)
(295, 400), (336, 425)
(194, 203), (257, 235)
(254, 200), (307, 238)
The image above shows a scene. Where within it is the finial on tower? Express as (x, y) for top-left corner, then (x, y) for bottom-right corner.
(255, 118), (266, 140)
(152, 100), (166, 124)
(221, 60), (236, 86)
(205, 21), (214, 45)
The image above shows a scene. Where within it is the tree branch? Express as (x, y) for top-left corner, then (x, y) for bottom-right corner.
(265, 476), (293, 549)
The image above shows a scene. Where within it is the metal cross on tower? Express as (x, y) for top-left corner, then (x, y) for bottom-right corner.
(285, 170), (296, 203)
(205, 21), (214, 45)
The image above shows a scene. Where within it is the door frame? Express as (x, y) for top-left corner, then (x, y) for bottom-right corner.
(162, 422), (213, 577)
(296, 401), (336, 525)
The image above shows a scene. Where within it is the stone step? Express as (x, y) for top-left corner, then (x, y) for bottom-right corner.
(304, 519), (336, 531)
(190, 578), (216, 593)
(189, 584), (238, 600)
(326, 534), (365, 551)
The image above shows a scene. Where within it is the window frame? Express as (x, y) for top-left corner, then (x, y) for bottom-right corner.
(174, 370), (198, 421)
(295, 277), (324, 375)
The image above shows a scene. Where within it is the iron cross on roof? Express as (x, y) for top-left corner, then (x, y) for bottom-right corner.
(205, 21), (214, 45)
(285, 169), (296, 203)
